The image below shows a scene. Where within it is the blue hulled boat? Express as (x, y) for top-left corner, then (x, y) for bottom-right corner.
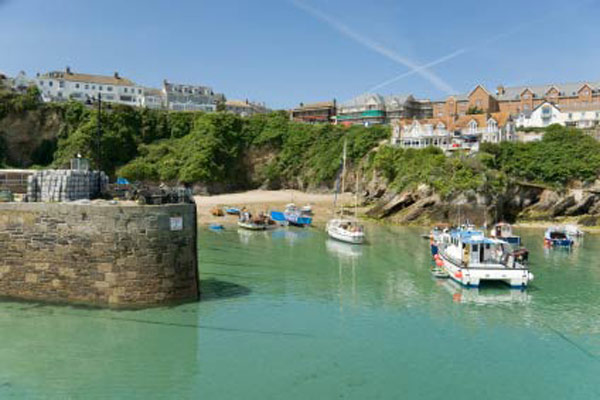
(544, 226), (574, 248)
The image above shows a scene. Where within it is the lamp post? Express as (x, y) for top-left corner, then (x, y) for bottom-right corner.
(95, 93), (102, 170)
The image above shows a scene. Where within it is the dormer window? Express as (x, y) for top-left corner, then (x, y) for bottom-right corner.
(488, 119), (498, 132)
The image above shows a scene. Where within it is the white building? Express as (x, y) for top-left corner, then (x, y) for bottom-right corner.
(163, 80), (225, 112)
(517, 101), (600, 129)
(392, 112), (515, 153)
(141, 87), (166, 109)
(36, 67), (143, 106)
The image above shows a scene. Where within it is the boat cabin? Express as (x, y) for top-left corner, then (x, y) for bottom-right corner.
(493, 223), (513, 238)
(446, 230), (518, 268)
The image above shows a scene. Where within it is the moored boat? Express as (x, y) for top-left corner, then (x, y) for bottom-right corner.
(435, 228), (533, 288)
(225, 207), (241, 215)
(544, 226), (574, 248)
(326, 218), (365, 244)
(284, 203), (313, 227)
(489, 222), (521, 246)
(564, 224), (584, 237)
(238, 210), (278, 231)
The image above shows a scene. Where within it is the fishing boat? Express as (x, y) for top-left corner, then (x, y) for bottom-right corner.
(284, 203), (313, 227)
(428, 224), (450, 256)
(544, 226), (574, 247)
(238, 210), (278, 231)
(225, 207), (241, 215)
(564, 224), (584, 237)
(489, 222), (521, 246)
(434, 228), (533, 288)
(300, 204), (313, 215)
(326, 139), (366, 245)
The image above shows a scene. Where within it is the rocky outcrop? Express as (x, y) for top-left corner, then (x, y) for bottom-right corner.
(365, 179), (600, 226)
(0, 108), (62, 167)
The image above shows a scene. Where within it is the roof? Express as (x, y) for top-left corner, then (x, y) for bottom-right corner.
(450, 229), (498, 244)
(143, 87), (164, 96)
(293, 101), (335, 111)
(40, 70), (136, 87)
(495, 81), (600, 101)
(226, 99), (253, 108)
(340, 93), (417, 110)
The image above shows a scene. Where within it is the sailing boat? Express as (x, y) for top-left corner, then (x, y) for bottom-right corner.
(326, 140), (366, 245)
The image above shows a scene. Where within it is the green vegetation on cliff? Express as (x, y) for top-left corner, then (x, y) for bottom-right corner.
(1, 90), (599, 195)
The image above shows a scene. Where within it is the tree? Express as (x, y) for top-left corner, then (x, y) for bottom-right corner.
(466, 106), (484, 115)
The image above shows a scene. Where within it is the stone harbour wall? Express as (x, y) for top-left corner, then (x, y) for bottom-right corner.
(0, 202), (199, 308)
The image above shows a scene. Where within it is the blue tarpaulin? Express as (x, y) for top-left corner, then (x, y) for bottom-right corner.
(116, 177), (130, 185)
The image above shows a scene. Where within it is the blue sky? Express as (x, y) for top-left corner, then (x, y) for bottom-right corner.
(1, 0), (599, 109)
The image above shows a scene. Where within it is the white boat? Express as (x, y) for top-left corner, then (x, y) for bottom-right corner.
(326, 218), (365, 245)
(436, 228), (533, 288)
(237, 220), (267, 230)
(238, 210), (278, 231)
(326, 140), (366, 245)
(564, 224), (584, 237)
(489, 222), (521, 246)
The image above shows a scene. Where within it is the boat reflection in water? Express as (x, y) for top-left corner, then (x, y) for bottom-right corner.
(270, 228), (312, 246)
(326, 239), (363, 260)
(436, 277), (531, 305)
(237, 228), (269, 245)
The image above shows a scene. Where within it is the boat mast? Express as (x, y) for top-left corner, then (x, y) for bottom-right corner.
(340, 139), (347, 217)
(341, 139), (347, 195)
(355, 170), (359, 219)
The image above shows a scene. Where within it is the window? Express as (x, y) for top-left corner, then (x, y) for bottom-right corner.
(75, 83), (80, 88)
(49, 81), (53, 87)
(138, 89), (142, 94)
(85, 84), (89, 89)
(92, 85), (95, 90)
(124, 88), (128, 93)
(107, 86), (113, 92)
(99, 86), (103, 91)
(59, 81), (64, 88)
(568, 113), (573, 120)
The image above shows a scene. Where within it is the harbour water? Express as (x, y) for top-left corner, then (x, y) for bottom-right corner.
(0, 225), (599, 399)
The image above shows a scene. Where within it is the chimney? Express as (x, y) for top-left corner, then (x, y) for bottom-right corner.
(497, 85), (505, 96)
(114, 71), (120, 79)
(245, 98), (249, 104)
(65, 66), (71, 74)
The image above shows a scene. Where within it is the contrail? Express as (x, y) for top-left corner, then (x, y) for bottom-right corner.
(290, 0), (456, 95)
(366, 1), (594, 94)
(367, 48), (467, 93)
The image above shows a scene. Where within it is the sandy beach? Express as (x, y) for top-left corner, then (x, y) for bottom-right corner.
(194, 190), (361, 226)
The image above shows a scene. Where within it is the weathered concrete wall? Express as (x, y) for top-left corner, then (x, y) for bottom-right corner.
(0, 202), (199, 308)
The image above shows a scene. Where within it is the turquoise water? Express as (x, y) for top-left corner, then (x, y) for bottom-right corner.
(0, 225), (599, 399)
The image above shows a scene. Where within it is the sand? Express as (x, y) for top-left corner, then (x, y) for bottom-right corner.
(194, 190), (360, 226)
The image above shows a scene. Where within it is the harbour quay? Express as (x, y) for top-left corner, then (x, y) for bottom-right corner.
(0, 169), (199, 309)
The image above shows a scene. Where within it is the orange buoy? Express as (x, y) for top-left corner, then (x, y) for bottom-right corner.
(435, 259), (443, 267)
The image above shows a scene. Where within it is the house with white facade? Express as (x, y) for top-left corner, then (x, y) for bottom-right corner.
(140, 87), (166, 109)
(36, 67), (143, 106)
(163, 80), (225, 112)
(392, 112), (515, 153)
(517, 101), (600, 129)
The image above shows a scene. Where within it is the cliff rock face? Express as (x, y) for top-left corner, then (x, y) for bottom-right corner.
(365, 180), (600, 226)
(0, 108), (62, 167)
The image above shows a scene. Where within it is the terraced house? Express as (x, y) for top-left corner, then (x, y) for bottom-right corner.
(291, 101), (337, 123)
(392, 112), (515, 153)
(336, 93), (432, 126)
(432, 82), (600, 120)
(36, 67), (143, 106)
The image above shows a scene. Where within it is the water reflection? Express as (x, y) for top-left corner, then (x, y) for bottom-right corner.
(435, 278), (532, 305)
(326, 239), (363, 259)
(270, 228), (312, 246)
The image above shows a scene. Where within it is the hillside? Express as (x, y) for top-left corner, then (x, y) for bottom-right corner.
(2, 90), (600, 225)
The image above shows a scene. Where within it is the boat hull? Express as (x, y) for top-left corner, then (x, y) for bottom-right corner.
(439, 254), (533, 288)
(327, 228), (365, 245)
(237, 221), (266, 231)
